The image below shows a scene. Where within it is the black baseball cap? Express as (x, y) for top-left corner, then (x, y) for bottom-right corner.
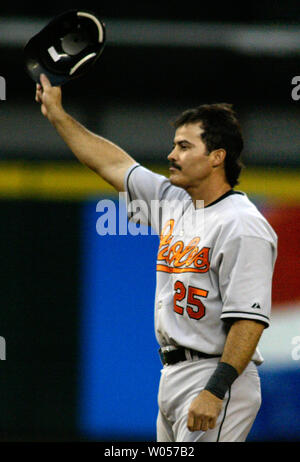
(24, 9), (106, 85)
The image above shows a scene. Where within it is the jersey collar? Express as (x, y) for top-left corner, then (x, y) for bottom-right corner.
(204, 190), (244, 208)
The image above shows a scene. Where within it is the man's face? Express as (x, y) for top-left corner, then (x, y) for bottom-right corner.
(167, 123), (214, 190)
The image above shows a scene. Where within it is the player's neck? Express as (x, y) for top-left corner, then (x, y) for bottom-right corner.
(188, 179), (232, 208)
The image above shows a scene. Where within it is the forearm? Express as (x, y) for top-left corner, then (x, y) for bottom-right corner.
(203, 319), (265, 400)
(51, 109), (135, 190)
(221, 319), (265, 375)
(36, 74), (136, 191)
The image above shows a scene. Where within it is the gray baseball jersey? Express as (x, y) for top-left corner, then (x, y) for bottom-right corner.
(124, 163), (277, 365)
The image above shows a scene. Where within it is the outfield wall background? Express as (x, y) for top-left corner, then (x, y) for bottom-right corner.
(0, 164), (299, 442)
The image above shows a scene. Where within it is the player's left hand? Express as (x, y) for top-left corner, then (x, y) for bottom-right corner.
(187, 389), (223, 432)
(35, 74), (63, 122)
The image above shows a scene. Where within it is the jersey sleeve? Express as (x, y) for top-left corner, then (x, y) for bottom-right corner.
(124, 163), (188, 233)
(219, 235), (277, 327)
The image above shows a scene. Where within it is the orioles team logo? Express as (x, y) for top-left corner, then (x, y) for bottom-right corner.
(157, 219), (210, 274)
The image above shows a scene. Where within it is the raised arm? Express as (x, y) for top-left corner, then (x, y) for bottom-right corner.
(35, 74), (136, 192)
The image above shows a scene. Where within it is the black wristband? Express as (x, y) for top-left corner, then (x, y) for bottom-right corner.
(204, 362), (239, 400)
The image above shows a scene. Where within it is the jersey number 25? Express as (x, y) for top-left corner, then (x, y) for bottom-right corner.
(174, 281), (208, 320)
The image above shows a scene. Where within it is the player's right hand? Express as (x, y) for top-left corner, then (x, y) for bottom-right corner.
(35, 73), (63, 122)
(187, 389), (223, 432)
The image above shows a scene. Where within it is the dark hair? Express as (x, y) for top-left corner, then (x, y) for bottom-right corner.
(172, 103), (244, 187)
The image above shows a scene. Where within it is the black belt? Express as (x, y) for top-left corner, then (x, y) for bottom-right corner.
(159, 347), (221, 366)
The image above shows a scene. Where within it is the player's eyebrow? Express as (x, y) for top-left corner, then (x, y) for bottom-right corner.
(172, 139), (194, 148)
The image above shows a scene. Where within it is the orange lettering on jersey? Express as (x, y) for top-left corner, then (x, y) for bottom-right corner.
(157, 219), (175, 261)
(157, 219), (210, 274)
(173, 237), (201, 267)
(167, 241), (184, 265)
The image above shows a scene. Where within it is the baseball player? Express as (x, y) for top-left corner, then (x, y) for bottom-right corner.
(35, 74), (277, 442)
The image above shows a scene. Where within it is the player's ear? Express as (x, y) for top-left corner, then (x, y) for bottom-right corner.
(211, 148), (226, 168)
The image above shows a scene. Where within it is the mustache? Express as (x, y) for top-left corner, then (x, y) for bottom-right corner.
(169, 161), (181, 170)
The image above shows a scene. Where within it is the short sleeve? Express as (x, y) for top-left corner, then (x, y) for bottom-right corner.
(219, 235), (277, 327)
(124, 164), (189, 233)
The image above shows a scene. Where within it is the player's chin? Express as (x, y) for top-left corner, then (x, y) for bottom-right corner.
(169, 170), (184, 186)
